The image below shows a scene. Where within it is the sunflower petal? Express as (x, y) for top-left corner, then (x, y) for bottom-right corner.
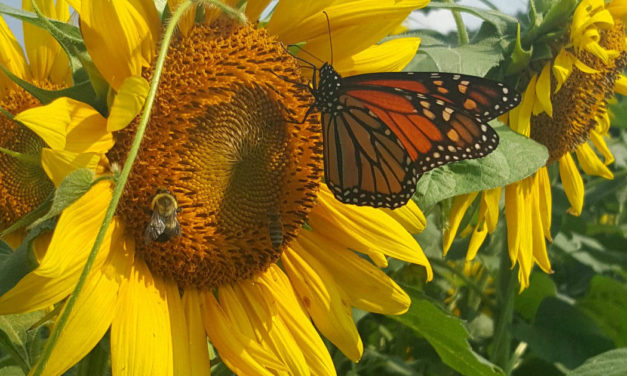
(36, 233), (132, 376)
(382, 199), (426, 234)
(333, 37), (420, 76)
(22, 0), (71, 83)
(531, 184), (552, 274)
(590, 129), (615, 165)
(504, 182), (524, 264)
(107, 76), (149, 132)
(78, 0), (158, 90)
(443, 192), (478, 254)
(535, 63), (553, 117)
(256, 265), (336, 375)
(311, 188), (432, 278)
(246, 0), (272, 22)
(174, 288), (211, 376)
(535, 167), (553, 241)
(41, 148), (100, 187)
(467, 222), (488, 261)
(575, 142), (614, 179)
(282, 246), (362, 361)
(614, 75), (627, 95)
(559, 153), (584, 216)
(111, 258), (173, 376)
(201, 291), (287, 375)
(294, 230), (411, 315)
(0, 15), (28, 94)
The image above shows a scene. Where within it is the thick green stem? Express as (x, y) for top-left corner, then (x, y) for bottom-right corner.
(30, 2), (196, 374)
(445, 0), (469, 46)
(490, 239), (517, 375)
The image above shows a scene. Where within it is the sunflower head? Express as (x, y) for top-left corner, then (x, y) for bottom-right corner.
(108, 18), (323, 289)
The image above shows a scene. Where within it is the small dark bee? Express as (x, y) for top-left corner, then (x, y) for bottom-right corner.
(267, 211), (283, 250)
(144, 189), (181, 244)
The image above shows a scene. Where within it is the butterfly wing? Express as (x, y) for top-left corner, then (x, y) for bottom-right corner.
(342, 72), (519, 122)
(322, 104), (419, 208)
(323, 83), (504, 208)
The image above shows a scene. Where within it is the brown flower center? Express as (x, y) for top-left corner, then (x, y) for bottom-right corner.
(530, 21), (627, 164)
(0, 86), (55, 230)
(108, 20), (322, 288)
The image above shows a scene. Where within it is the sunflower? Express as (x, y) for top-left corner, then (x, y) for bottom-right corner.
(0, 1), (113, 248)
(0, 1), (434, 374)
(443, 0), (627, 289)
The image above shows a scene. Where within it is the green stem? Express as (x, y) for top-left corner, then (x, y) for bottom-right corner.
(0, 146), (39, 165)
(445, 0), (469, 46)
(490, 239), (517, 375)
(30, 2), (196, 375)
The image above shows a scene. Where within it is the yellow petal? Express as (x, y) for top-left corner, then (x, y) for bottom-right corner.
(442, 192), (478, 255)
(167, 0), (196, 36)
(466, 221), (487, 261)
(0, 15), (28, 95)
(575, 142), (614, 179)
(266, 1), (335, 42)
(534, 63), (553, 117)
(279, 0), (428, 64)
(482, 188), (501, 232)
(590, 129), (615, 165)
(78, 0), (159, 90)
(201, 291), (287, 375)
(166, 287), (211, 376)
(107, 75), (149, 132)
(256, 265), (336, 375)
(35, 181), (114, 278)
(333, 37), (420, 76)
(14, 97), (80, 150)
(295, 229), (411, 315)
(35, 233), (132, 376)
(608, 0), (627, 19)
(64, 105), (112, 154)
(382, 199), (426, 234)
(535, 167), (553, 241)
(504, 182), (524, 264)
(22, 0), (71, 83)
(552, 49), (575, 93)
(282, 246), (362, 361)
(559, 153), (584, 216)
(111, 258), (173, 376)
(41, 148), (100, 186)
(511, 75), (536, 136)
(516, 178), (534, 289)
(614, 75), (627, 95)
(246, 0), (272, 22)
(531, 182), (552, 274)
(311, 188), (432, 278)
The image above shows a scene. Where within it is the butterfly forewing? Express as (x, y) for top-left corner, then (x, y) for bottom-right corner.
(342, 72), (519, 122)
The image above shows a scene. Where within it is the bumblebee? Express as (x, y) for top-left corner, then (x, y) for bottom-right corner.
(267, 211), (283, 250)
(144, 189), (181, 244)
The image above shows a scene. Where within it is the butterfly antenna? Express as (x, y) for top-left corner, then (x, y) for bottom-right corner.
(322, 10), (333, 64)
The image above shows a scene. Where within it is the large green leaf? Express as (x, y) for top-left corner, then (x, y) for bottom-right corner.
(390, 287), (504, 376)
(576, 276), (627, 347)
(0, 311), (47, 374)
(512, 297), (614, 369)
(415, 125), (548, 209)
(514, 272), (557, 320)
(426, 2), (518, 35)
(566, 349), (627, 376)
(407, 36), (506, 77)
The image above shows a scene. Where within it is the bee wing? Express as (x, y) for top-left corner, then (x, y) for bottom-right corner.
(144, 210), (166, 244)
(163, 213), (181, 237)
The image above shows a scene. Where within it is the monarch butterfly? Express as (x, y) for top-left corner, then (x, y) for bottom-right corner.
(288, 59), (520, 209)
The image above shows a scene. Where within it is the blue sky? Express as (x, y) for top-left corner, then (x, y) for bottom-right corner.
(2, 0), (527, 46)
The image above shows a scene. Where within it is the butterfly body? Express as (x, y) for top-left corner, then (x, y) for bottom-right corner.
(306, 63), (519, 208)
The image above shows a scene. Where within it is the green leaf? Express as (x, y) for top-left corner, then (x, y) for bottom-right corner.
(407, 36), (505, 77)
(390, 287), (504, 376)
(512, 297), (614, 369)
(505, 25), (532, 75)
(576, 276), (627, 347)
(0, 366), (26, 376)
(566, 349), (627, 376)
(28, 168), (95, 229)
(0, 219), (56, 297)
(0, 311), (47, 374)
(415, 125), (549, 209)
(426, 2), (518, 35)
(514, 272), (557, 320)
